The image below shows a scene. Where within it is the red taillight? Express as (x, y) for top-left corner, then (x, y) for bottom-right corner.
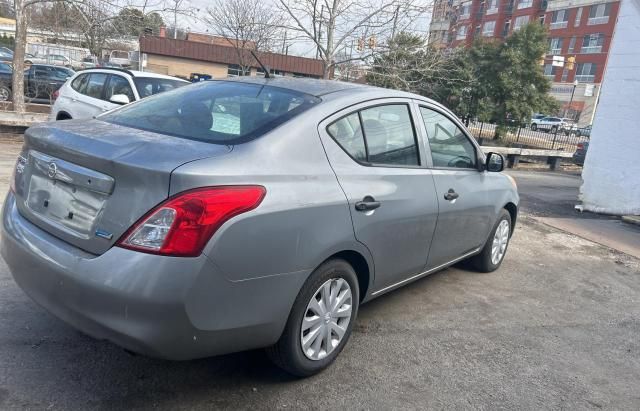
(577, 143), (584, 150)
(117, 186), (266, 257)
(52, 89), (60, 100)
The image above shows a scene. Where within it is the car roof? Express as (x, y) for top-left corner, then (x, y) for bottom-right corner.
(77, 68), (188, 82)
(220, 76), (431, 100)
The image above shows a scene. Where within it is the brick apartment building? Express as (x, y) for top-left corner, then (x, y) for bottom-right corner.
(428, 0), (620, 126)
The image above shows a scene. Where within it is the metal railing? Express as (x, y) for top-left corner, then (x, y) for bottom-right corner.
(464, 119), (589, 152)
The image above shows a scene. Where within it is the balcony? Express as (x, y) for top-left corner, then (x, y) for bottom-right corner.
(550, 21), (568, 29)
(580, 45), (602, 54)
(588, 16), (609, 25)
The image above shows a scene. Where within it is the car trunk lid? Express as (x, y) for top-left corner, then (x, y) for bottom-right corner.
(13, 119), (231, 255)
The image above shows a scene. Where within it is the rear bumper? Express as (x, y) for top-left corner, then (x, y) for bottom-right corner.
(1, 192), (307, 360)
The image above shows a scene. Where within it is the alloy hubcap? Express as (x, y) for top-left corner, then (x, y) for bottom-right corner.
(301, 278), (352, 361)
(491, 219), (510, 265)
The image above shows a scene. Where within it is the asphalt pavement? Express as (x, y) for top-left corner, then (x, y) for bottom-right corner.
(0, 139), (639, 410)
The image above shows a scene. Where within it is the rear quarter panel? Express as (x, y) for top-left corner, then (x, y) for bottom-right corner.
(169, 108), (374, 283)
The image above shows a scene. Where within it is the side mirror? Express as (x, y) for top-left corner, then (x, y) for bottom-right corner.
(109, 94), (130, 105)
(485, 152), (505, 172)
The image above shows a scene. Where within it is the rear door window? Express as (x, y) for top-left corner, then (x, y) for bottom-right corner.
(326, 104), (420, 166)
(326, 113), (366, 162)
(102, 81), (320, 144)
(85, 73), (107, 99)
(71, 74), (89, 94)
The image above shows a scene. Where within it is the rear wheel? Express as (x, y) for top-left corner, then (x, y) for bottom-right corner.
(267, 259), (359, 377)
(530, 123), (537, 131)
(468, 209), (512, 273)
(551, 125), (558, 133)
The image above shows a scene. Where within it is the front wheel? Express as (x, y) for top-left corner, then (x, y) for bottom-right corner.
(530, 123), (537, 131)
(267, 259), (359, 377)
(468, 209), (512, 272)
(0, 85), (10, 102)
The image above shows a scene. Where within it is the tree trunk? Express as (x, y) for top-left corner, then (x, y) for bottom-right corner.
(12, 0), (27, 113)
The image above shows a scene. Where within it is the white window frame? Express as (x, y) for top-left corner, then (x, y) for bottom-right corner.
(550, 9), (568, 29)
(514, 15), (529, 30)
(486, 0), (499, 14)
(482, 21), (496, 36)
(581, 33), (604, 54)
(575, 62), (596, 83)
(456, 25), (468, 40)
(517, 0), (532, 9)
(588, 3), (611, 25)
(574, 7), (583, 27)
(549, 37), (563, 54)
(459, 2), (471, 19)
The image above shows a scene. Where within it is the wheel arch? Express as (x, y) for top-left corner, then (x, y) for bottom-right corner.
(56, 111), (72, 120)
(504, 202), (518, 235)
(319, 249), (372, 302)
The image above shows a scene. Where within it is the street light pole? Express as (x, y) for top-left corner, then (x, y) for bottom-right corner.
(565, 79), (579, 119)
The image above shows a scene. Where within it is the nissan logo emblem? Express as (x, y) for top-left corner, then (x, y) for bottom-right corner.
(47, 162), (58, 179)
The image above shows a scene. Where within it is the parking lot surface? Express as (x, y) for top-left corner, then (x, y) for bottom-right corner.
(0, 138), (639, 409)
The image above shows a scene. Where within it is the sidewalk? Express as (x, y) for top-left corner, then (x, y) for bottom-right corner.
(507, 169), (640, 260)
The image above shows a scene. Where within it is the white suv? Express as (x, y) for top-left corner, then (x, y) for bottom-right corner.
(50, 68), (188, 121)
(530, 116), (567, 133)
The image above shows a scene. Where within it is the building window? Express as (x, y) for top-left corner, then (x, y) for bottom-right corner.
(575, 7), (583, 27)
(486, 0), (499, 14)
(550, 9), (568, 29)
(568, 36), (577, 53)
(456, 25), (468, 40)
(227, 64), (249, 77)
(581, 33), (604, 53)
(538, 14), (545, 24)
(514, 15), (529, 30)
(588, 3), (612, 25)
(543, 64), (556, 79)
(459, 1), (471, 18)
(482, 21), (496, 36)
(256, 67), (285, 77)
(548, 37), (563, 54)
(575, 62), (597, 82)
(517, 0), (532, 9)
(561, 68), (569, 82)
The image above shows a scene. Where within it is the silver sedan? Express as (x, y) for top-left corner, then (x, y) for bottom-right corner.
(1, 78), (518, 376)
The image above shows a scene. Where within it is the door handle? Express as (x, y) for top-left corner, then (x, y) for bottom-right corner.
(444, 189), (459, 201)
(355, 196), (381, 212)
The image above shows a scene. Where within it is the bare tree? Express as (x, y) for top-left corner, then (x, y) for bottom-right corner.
(278, 0), (429, 79)
(205, 0), (282, 75)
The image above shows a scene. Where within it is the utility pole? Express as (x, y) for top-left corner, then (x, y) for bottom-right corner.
(316, 5), (324, 59)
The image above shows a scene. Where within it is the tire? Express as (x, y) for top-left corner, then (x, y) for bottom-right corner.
(267, 259), (360, 377)
(530, 123), (537, 131)
(468, 209), (512, 273)
(0, 85), (10, 102)
(551, 125), (558, 133)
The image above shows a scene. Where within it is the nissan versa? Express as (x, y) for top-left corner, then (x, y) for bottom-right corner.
(1, 78), (518, 376)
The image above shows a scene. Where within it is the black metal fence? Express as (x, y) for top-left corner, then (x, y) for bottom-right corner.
(465, 120), (589, 152)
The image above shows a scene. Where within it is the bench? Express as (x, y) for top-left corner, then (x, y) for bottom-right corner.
(480, 146), (574, 170)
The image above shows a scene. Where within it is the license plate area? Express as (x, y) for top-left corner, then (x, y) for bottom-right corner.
(24, 150), (114, 240)
(27, 175), (108, 238)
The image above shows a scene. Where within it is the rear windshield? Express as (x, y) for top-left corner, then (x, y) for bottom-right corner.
(102, 81), (321, 144)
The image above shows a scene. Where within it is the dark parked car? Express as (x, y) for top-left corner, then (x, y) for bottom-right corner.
(0, 63), (74, 103)
(576, 125), (592, 137)
(573, 142), (589, 165)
